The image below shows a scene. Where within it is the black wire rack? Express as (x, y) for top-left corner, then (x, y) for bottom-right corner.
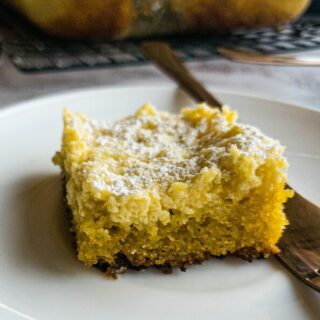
(1, 3), (320, 73)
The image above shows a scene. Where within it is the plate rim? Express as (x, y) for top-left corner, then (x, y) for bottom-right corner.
(0, 85), (319, 121)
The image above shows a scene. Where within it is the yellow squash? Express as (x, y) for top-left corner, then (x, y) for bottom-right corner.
(6, 0), (310, 39)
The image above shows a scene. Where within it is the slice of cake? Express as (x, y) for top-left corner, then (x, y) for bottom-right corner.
(53, 103), (293, 277)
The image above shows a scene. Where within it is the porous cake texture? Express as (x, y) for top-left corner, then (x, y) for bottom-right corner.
(53, 104), (292, 277)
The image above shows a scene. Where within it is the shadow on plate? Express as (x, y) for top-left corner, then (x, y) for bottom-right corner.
(13, 173), (81, 277)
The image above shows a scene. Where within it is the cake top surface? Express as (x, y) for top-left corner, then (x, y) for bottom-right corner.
(62, 104), (281, 196)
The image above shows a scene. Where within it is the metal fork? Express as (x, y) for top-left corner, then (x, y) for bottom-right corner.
(141, 41), (320, 293)
(218, 47), (320, 66)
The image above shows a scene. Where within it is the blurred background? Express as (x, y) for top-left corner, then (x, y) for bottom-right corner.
(0, 0), (318, 108)
(309, 0), (319, 11)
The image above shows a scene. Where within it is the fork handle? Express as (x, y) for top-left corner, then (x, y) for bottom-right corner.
(141, 41), (222, 109)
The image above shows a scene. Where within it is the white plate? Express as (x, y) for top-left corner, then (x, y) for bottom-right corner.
(0, 86), (319, 320)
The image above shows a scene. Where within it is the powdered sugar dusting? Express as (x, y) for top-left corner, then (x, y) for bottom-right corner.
(74, 105), (280, 196)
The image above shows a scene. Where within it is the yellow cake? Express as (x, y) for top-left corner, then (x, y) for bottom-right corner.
(53, 103), (293, 277)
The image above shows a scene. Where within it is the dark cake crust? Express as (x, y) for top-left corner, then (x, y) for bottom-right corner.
(95, 248), (268, 279)
(95, 247), (270, 279)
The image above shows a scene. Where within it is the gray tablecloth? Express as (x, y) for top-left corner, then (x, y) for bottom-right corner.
(0, 51), (319, 111)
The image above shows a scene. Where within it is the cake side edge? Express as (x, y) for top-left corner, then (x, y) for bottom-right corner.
(61, 173), (276, 279)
